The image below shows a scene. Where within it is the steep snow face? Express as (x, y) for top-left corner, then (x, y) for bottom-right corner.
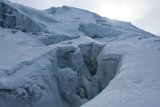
(0, 1), (43, 32)
(0, 0), (57, 33)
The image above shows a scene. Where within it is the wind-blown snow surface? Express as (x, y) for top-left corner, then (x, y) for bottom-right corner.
(0, 0), (160, 107)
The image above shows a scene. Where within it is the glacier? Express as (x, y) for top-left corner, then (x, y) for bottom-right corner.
(0, 0), (160, 107)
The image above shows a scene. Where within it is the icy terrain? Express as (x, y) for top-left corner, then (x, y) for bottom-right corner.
(0, 0), (160, 107)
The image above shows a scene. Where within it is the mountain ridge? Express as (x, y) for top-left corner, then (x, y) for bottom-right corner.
(0, 0), (156, 37)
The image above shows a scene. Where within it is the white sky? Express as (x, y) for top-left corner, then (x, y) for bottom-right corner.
(9, 0), (160, 35)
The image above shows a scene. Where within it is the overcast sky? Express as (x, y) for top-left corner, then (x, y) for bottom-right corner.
(10, 0), (160, 35)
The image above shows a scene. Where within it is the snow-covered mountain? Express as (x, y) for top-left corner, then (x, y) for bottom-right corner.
(0, 0), (160, 107)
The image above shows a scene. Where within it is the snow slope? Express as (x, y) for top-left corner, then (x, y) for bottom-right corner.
(82, 36), (160, 107)
(0, 0), (160, 107)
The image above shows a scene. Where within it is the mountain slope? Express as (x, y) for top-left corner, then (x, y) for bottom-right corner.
(0, 0), (160, 107)
(0, 0), (155, 37)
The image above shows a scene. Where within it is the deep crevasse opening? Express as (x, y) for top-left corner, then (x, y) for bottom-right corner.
(0, 42), (122, 107)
